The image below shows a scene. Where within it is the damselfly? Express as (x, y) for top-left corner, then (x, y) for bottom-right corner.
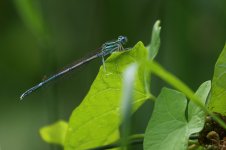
(20, 36), (128, 100)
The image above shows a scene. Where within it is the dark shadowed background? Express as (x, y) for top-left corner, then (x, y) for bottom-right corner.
(0, 0), (225, 150)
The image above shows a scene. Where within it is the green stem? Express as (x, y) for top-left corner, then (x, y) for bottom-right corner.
(87, 134), (144, 150)
(87, 133), (201, 150)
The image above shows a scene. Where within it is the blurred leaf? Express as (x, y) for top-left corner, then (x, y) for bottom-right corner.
(40, 120), (68, 146)
(194, 146), (205, 150)
(14, 0), (47, 40)
(144, 81), (210, 150)
(64, 42), (151, 150)
(146, 20), (161, 59)
(208, 43), (226, 115)
(120, 63), (138, 150)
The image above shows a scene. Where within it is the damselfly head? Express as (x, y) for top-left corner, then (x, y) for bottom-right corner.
(118, 36), (128, 45)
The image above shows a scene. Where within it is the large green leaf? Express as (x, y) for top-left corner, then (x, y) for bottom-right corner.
(144, 88), (188, 150)
(144, 81), (211, 150)
(64, 42), (151, 150)
(208, 44), (226, 115)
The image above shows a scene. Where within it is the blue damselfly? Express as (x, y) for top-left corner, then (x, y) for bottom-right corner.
(20, 36), (128, 100)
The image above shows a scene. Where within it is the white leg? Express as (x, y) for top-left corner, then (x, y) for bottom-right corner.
(118, 44), (124, 51)
(102, 56), (106, 71)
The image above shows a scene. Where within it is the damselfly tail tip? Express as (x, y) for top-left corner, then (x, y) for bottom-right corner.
(20, 90), (30, 100)
(20, 93), (26, 100)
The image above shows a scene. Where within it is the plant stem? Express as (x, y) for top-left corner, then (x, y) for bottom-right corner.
(86, 132), (202, 150)
(87, 134), (144, 150)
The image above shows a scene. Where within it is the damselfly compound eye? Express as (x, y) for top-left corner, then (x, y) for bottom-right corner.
(118, 36), (128, 45)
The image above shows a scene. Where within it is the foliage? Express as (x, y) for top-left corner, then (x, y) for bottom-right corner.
(39, 21), (226, 150)
(144, 82), (210, 150)
(63, 41), (151, 150)
(208, 44), (226, 115)
(40, 120), (68, 146)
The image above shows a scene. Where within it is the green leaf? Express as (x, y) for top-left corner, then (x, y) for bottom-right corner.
(144, 81), (210, 150)
(64, 42), (151, 150)
(188, 81), (211, 134)
(144, 20), (161, 93)
(144, 88), (188, 150)
(40, 120), (68, 146)
(208, 43), (226, 115)
(146, 20), (161, 59)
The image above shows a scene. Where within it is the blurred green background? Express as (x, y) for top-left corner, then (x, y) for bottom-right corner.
(0, 0), (225, 150)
